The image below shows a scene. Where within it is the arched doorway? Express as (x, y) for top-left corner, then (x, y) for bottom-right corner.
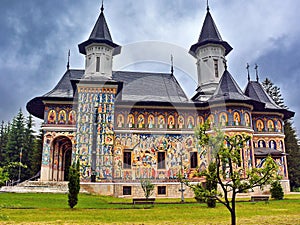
(50, 136), (72, 181)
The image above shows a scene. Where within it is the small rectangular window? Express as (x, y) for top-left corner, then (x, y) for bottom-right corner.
(96, 57), (100, 72)
(190, 152), (198, 169)
(123, 151), (131, 169)
(157, 186), (166, 195)
(123, 186), (132, 195)
(214, 59), (219, 78)
(157, 152), (166, 169)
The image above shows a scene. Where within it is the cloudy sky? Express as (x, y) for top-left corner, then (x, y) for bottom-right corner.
(1, 0), (300, 135)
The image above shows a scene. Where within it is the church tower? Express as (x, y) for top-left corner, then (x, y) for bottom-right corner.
(78, 4), (120, 80)
(76, 4), (121, 182)
(190, 6), (232, 101)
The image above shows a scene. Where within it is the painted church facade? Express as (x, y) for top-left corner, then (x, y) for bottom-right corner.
(27, 4), (294, 197)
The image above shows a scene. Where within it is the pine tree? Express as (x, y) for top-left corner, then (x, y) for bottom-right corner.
(30, 129), (43, 178)
(68, 160), (80, 208)
(23, 114), (36, 179)
(262, 78), (300, 190)
(5, 109), (25, 181)
(0, 121), (9, 167)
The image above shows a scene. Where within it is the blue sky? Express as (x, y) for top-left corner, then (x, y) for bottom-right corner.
(0, 0), (300, 135)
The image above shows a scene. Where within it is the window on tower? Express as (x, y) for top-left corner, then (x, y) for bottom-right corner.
(214, 59), (219, 78)
(96, 57), (100, 72)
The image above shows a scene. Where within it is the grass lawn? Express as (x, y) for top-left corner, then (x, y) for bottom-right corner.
(0, 193), (300, 225)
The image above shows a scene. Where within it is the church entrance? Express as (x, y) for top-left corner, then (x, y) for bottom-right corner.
(50, 136), (72, 181)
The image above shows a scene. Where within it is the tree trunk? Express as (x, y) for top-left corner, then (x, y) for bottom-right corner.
(231, 196), (236, 225)
(231, 210), (236, 225)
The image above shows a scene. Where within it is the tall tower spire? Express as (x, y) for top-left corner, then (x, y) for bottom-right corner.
(78, 1), (120, 79)
(170, 55), (174, 75)
(190, 4), (232, 100)
(66, 49), (70, 71)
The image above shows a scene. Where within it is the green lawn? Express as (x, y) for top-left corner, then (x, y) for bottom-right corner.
(0, 193), (300, 224)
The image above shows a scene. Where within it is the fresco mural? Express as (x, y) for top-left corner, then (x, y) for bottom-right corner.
(76, 87), (117, 181)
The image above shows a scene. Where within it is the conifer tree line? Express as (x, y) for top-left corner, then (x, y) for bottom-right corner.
(0, 109), (42, 183)
(262, 78), (300, 191)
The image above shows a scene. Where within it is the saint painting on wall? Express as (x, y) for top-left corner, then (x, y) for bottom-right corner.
(117, 114), (124, 128)
(197, 116), (204, 126)
(137, 114), (145, 128)
(68, 110), (76, 125)
(58, 110), (67, 124)
(127, 114), (134, 128)
(267, 120), (275, 131)
(269, 140), (277, 149)
(256, 119), (264, 132)
(207, 114), (214, 128)
(258, 139), (266, 148)
(219, 112), (228, 126)
(276, 120), (282, 132)
(105, 134), (114, 145)
(148, 114), (155, 128)
(178, 115), (184, 129)
(48, 109), (56, 124)
(233, 112), (240, 126)
(244, 113), (250, 127)
(187, 116), (194, 129)
(158, 115), (165, 129)
(168, 115), (175, 129)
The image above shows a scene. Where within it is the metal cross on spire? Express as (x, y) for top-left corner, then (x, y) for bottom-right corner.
(206, 0), (210, 11)
(101, 0), (104, 12)
(66, 49), (70, 71)
(246, 63), (250, 81)
(255, 64), (259, 82)
(171, 54), (174, 74)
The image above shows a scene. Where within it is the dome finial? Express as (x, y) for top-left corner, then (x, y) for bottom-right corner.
(246, 63), (250, 81)
(101, 0), (104, 12)
(255, 64), (259, 82)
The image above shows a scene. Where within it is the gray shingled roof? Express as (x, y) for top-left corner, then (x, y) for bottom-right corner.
(244, 81), (282, 110)
(190, 9), (232, 56)
(26, 69), (189, 119)
(78, 9), (119, 55)
(208, 70), (252, 102)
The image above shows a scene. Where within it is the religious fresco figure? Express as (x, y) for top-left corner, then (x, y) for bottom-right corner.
(127, 114), (134, 128)
(269, 140), (276, 149)
(148, 114), (155, 128)
(137, 114), (145, 128)
(244, 113), (250, 127)
(233, 112), (240, 125)
(258, 139), (266, 148)
(207, 114), (214, 128)
(197, 116), (204, 126)
(68, 110), (76, 125)
(219, 112), (228, 126)
(276, 120), (282, 132)
(168, 115), (175, 129)
(187, 116), (194, 129)
(178, 115), (184, 129)
(267, 120), (275, 131)
(256, 119), (264, 132)
(48, 110), (56, 124)
(117, 114), (124, 128)
(158, 115), (165, 128)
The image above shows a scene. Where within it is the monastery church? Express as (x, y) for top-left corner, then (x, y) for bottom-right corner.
(27, 3), (294, 197)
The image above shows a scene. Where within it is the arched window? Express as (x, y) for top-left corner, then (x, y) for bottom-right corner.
(258, 140), (266, 148)
(197, 116), (204, 126)
(276, 120), (282, 132)
(269, 140), (277, 149)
